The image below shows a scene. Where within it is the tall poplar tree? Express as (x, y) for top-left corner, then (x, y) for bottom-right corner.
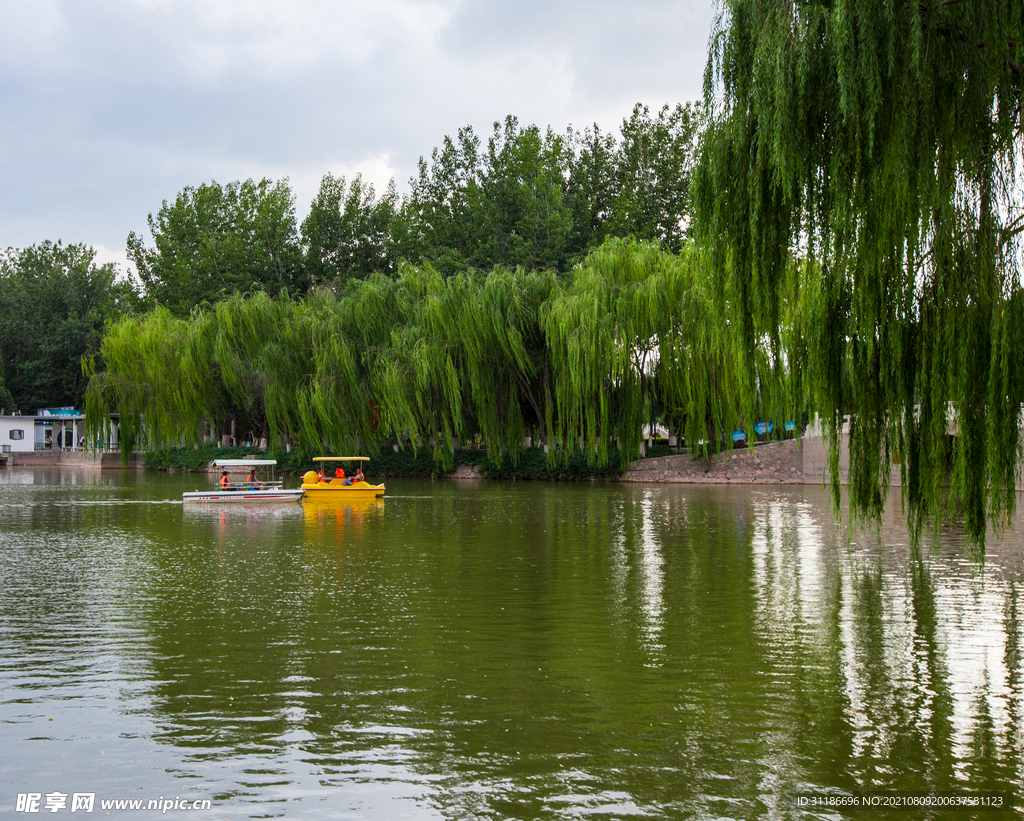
(697, 0), (1024, 544)
(301, 174), (413, 285)
(128, 178), (304, 316)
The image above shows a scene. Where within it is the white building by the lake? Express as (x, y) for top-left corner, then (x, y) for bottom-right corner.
(0, 408), (120, 455)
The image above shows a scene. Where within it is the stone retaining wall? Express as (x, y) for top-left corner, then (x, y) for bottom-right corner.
(4, 451), (143, 469)
(620, 440), (806, 484)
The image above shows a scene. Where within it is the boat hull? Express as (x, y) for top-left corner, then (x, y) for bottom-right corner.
(182, 489), (305, 504)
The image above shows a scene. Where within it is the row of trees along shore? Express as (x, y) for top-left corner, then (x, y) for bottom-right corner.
(0, 242), (142, 414)
(85, 238), (787, 470)
(9, 0), (1024, 547)
(5, 103), (696, 425)
(125, 105), (698, 317)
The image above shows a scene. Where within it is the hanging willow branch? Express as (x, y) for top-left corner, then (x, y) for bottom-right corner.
(85, 308), (219, 453)
(86, 238), (801, 473)
(544, 238), (791, 468)
(697, 0), (1024, 546)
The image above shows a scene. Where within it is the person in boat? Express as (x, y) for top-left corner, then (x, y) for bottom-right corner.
(317, 469), (327, 483)
(355, 467), (364, 483)
(342, 475), (354, 486)
(247, 470), (260, 489)
(220, 471), (230, 490)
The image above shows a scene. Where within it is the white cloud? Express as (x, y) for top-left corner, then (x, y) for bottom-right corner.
(0, 0), (716, 256)
(0, 2), (63, 69)
(91, 244), (132, 279)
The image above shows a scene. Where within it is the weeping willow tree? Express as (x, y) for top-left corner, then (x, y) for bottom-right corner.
(86, 292), (315, 453)
(340, 263), (559, 467)
(84, 262), (562, 467)
(84, 308), (220, 452)
(85, 280), (441, 459)
(544, 239), (667, 466)
(697, 0), (1024, 543)
(544, 237), (786, 468)
(347, 264), (467, 465)
(455, 266), (558, 465)
(212, 291), (292, 445)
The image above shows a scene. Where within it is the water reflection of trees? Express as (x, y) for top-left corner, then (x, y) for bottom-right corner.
(121, 482), (1024, 816)
(745, 488), (1024, 807)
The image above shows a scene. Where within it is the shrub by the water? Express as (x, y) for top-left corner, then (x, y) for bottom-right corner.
(145, 444), (265, 471)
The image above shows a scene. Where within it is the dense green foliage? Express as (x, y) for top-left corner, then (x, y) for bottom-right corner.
(408, 117), (575, 273)
(145, 444), (266, 472)
(85, 240), (785, 470)
(409, 105), (701, 274)
(474, 445), (624, 481)
(698, 0), (1024, 543)
(0, 360), (14, 414)
(0, 242), (139, 414)
(544, 239), (755, 468)
(128, 178), (304, 317)
(119, 103), (702, 314)
(301, 174), (416, 286)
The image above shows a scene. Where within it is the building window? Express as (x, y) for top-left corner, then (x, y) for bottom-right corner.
(9, 429), (25, 440)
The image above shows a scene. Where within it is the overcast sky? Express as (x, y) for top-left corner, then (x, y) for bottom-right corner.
(1, 0), (717, 274)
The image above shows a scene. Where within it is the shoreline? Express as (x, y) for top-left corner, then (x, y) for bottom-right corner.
(0, 439), (852, 486)
(20, 437), (1020, 491)
(620, 439), (810, 484)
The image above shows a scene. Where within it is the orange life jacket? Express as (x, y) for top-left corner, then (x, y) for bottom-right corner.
(220, 474), (230, 489)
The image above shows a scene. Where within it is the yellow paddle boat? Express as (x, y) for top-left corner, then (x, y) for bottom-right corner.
(301, 456), (385, 498)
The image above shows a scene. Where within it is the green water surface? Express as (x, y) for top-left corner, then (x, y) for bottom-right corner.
(1, 467), (1022, 819)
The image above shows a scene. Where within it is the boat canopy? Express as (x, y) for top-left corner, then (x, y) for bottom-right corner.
(313, 456), (370, 462)
(214, 459), (278, 467)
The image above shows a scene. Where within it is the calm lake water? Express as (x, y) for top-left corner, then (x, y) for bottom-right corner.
(1, 466), (1023, 819)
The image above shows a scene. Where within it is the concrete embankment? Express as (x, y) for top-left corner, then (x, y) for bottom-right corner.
(618, 435), (943, 487)
(3, 451), (144, 469)
(620, 439), (809, 484)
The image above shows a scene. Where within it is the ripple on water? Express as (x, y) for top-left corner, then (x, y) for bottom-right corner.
(2, 475), (1024, 818)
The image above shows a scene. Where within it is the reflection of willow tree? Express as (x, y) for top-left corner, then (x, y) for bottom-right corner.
(86, 240), (798, 468)
(736, 495), (1024, 799)
(974, 576), (1024, 796)
(697, 0), (1024, 543)
(846, 566), (939, 787)
(906, 556), (956, 791)
(1002, 580), (1024, 791)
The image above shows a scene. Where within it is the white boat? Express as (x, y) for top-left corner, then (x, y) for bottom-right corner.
(182, 459), (304, 503)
